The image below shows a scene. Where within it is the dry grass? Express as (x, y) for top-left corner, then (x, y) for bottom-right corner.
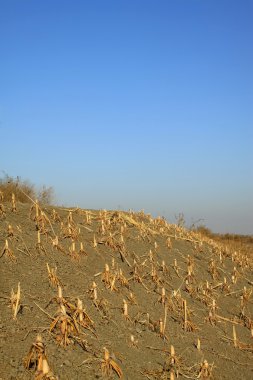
(0, 174), (53, 204)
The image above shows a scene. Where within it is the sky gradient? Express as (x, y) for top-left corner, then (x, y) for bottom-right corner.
(0, 1), (252, 234)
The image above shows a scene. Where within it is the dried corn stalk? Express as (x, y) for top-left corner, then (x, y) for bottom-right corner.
(129, 334), (138, 348)
(117, 268), (129, 288)
(50, 304), (78, 347)
(197, 360), (213, 379)
(51, 209), (61, 222)
(210, 299), (218, 324)
(48, 286), (75, 314)
(36, 231), (46, 253)
(46, 263), (61, 287)
(182, 299), (198, 332)
(50, 236), (63, 253)
(1, 239), (16, 261)
(88, 281), (98, 302)
(10, 282), (21, 319)
(79, 242), (87, 255)
(101, 348), (123, 378)
(24, 334), (56, 379)
(122, 299), (131, 321)
(7, 224), (14, 237)
(163, 345), (181, 378)
(73, 298), (96, 335)
(0, 203), (6, 217)
(11, 193), (17, 212)
(173, 259), (180, 277)
(101, 264), (114, 289)
(69, 240), (80, 260)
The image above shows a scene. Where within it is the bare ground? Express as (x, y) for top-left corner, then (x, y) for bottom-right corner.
(0, 202), (252, 380)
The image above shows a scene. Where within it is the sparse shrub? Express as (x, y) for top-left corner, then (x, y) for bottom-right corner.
(37, 185), (54, 205)
(194, 225), (213, 238)
(0, 174), (36, 203)
(175, 212), (185, 227)
(0, 174), (54, 205)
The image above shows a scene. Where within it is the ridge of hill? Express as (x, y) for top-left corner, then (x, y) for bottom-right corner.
(0, 201), (252, 380)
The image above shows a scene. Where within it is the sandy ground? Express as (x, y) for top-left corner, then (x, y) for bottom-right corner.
(0, 202), (252, 380)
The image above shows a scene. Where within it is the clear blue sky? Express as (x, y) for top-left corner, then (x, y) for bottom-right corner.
(0, 0), (252, 234)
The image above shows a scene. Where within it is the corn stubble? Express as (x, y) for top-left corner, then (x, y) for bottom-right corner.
(0, 202), (6, 217)
(1, 202), (253, 379)
(101, 348), (123, 379)
(9, 282), (21, 319)
(48, 286), (96, 347)
(24, 335), (57, 379)
(1, 239), (16, 261)
(46, 263), (61, 287)
(11, 193), (17, 212)
(50, 303), (79, 347)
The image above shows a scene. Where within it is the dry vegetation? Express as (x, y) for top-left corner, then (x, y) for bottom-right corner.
(0, 175), (53, 205)
(193, 226), (253, 260)
(0, 184), (252, 379)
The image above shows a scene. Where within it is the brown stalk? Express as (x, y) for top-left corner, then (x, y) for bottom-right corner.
(24, 334), (56, 379)
(50, 304), (79, 347)
(93, 234), (97, 248)
(1, 239), (16, 261)
(158, 287), (166, 306)
(206, 299), (218, 325)
(10, 282), (21, 319)
(69, 239), (80, 260)
(166, 237), (172, 249)
(163, 345), (181, 378)
(122, 299), (131, 321)
(74, 298), (96, 335)
(36, 231), (46, 253)
(85, 211), (92, 225)
(233, 325), (237, 348)
(51, 208), (61, 222)
(67, 211), (73, 224)
(197, 360), (213, 379)
(88, 281), (98, 302)
(7, 224), (14, 237)
(0, 203), (6, 217)
(46, 263), (61, 287)
(161, 260), (169, 275)
(129, 334), (138, 348)
(11, 193), (17, 212)
(51, 235), (65, 253)
(182, 299), (197, 332)
(173, 259), (180, 277)
(79, 242), (87, 255)
(101, 347), (123, 378)
(101, 264), (117, 290)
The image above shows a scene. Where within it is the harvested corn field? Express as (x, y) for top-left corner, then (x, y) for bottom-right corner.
(0, 200), (253, 379)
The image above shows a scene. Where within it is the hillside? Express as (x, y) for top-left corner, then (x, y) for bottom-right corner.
(0, 200), (252, 380)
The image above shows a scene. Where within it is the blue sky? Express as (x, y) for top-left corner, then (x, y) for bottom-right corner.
(0, 0), (252, 234)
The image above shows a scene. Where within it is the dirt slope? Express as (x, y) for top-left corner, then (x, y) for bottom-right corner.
(0, 202), (252, 380)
